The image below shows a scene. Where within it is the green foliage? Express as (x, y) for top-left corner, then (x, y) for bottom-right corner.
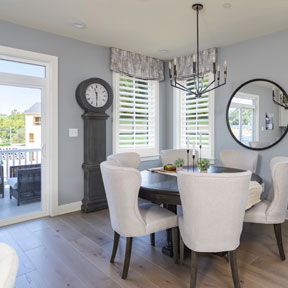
(174, 157), (184, 167)
(0, 110), (25, 145)
(197, 158), (210, 171)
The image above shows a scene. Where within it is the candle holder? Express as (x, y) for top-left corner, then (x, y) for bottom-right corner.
(199, 145), (202, 160)
(186, 149), (190, 171)
(192, 154), (195, 172)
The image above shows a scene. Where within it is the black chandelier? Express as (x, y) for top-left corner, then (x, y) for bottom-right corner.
(169, 3), (227, 98)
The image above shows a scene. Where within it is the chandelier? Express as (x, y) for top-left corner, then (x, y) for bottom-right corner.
(169, 3), (227, 98)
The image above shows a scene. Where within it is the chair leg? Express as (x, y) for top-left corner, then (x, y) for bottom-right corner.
(190, 250), (198, 288)
(122, 237), (133, 279)
(179, 233), (185, 264)
(150, 233), (155, 246)
(228, 250), (241, 288)
(274, 224), (286, 261)
(171, 227), (178, 263)
(110, 231), (120, 263)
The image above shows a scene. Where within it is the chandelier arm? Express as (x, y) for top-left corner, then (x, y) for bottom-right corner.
(273, 99), (287, 109)
(175, 81), (197, 95)
(204, 81), (226, 94)
(201, 79), (215, 94)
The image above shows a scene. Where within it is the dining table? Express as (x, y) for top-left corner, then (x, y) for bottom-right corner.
(139, 165), (263, 257)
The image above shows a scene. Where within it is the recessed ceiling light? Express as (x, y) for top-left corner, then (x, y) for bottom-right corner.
(223, 3), (232, 8)
(72, 22), (86, 29)
(159, 49), (169, 53)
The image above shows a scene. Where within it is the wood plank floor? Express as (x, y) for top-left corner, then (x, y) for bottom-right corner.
(1, 209), (288, 287)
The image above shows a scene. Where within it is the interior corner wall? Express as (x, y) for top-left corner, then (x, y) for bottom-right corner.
(0, 20), (166, 205)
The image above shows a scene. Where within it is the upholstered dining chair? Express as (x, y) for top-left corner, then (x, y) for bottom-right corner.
(220, 149), (258, 173)
(160, 149), (199, 166)
(107, 152), (141, 169)
(244, 156), (288, 261)
(177, 170), (251, 288)
(0, 243), (18, 288)
(100, 160), (178, 279)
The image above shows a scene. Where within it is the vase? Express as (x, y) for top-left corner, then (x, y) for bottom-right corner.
(176, 166), (183, 172)
(200, 170), (207, 173)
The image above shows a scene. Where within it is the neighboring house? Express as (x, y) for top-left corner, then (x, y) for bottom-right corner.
(25, 103), (41, 149)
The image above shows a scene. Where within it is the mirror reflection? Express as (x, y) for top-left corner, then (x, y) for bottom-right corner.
(227, 80), (288, 149)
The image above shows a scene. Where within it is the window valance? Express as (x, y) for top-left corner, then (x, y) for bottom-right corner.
(110, 48), (164, 81)
(175, 48), (216, 80)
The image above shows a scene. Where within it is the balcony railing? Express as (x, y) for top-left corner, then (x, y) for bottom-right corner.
(0, 148), (41, 183)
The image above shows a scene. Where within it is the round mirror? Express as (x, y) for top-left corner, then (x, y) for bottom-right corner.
(226, 79), (288, 150)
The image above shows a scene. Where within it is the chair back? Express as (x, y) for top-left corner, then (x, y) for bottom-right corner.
(100, 160), (145, 237)
(160, 149), (199, 166)
(107, 152), (141, 169)
(0, 243), (18, 288)
(220, 149), (258, 173)
(177, 170), (251, 252)
(266, 157), (288, 223)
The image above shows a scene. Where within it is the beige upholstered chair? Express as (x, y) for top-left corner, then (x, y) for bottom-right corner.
(100, 160), (178, 279)
(107, 152), (141, 169)
(160, 149), (199, 166)
(177, 171), (251, 288)
(244, 157), (288, 260)
(220, 149), (258, 173)
(0, 243), (18, 288)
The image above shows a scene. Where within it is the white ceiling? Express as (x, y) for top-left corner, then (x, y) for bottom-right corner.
(1, 0), (288, 60)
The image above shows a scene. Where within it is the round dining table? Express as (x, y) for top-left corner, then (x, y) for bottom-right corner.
(139, 165), (263, 256)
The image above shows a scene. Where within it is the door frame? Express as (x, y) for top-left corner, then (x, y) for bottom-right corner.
(0, 45), (58, 226)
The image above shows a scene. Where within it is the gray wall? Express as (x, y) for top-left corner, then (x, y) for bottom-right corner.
(1, 19), (288, 203)
(215, 30), (288, 195)
(0, 20), (167, 205)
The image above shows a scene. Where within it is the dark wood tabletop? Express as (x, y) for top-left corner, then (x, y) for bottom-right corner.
(139, 165), (263, 206)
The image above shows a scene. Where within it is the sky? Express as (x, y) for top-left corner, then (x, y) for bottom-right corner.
(0, 59), (44, 115)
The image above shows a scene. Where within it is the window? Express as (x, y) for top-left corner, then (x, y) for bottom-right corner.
(174, 74), (215, 159)
(229, 92), (259, 146)
(113, 73), (159, 158)
(34, 116), (41, 125)
(29, 133), (34, 143)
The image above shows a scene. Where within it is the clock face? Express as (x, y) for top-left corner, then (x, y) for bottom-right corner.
(85, 83), (108, 108)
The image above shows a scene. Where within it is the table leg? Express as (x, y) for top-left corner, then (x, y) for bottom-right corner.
(162, 204), (177, 257)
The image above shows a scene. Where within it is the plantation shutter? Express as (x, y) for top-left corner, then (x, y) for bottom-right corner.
(113, 73), (159, 157)
(178, 74), (215, 159)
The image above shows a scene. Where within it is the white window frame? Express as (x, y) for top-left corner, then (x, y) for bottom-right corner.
(112, 72), (159, 159)
(230, 92), (259, 142)
(173, 73), (215, 160)
(0, 45), (58, 226)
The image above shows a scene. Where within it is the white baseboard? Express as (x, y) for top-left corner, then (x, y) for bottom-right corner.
(57, 201), (82, 216)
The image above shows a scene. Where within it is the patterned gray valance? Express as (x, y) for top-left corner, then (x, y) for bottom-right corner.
(110, 48), (164, 81)
(175, 48), (217, 80)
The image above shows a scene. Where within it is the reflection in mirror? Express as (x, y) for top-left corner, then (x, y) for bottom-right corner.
(227, 79), (288, 150)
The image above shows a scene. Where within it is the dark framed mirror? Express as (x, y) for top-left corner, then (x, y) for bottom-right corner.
(226, 79), (288, 150)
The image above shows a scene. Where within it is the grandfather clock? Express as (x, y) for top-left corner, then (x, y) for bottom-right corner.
(76, 78), (113, 212)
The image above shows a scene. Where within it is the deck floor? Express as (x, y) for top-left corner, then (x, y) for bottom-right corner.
(0, 187), (41, 219)
(0, 208), (287, 287)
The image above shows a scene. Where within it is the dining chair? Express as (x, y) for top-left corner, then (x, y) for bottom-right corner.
(0, 243), (18, 288)
(100, 160), (178, 279)
(244, 156), (288, 261)
(177, 170), (251, 288)
(107, 152), (157, 245)
(107, 152), (141, 169)
(220, 149), (258, 173)
(160, 149), (199, 166)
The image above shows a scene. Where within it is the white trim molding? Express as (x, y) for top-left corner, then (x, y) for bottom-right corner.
(0, 45), (59, 225)
(57, 201), (82, 215)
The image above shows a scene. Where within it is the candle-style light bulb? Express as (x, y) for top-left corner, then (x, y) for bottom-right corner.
(193, 55), (196, 74)
(169, 61), (173, 81)
(224, 60), (227, 79)
(173, 58), (177, 78)
(213, 56), (216, 75)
